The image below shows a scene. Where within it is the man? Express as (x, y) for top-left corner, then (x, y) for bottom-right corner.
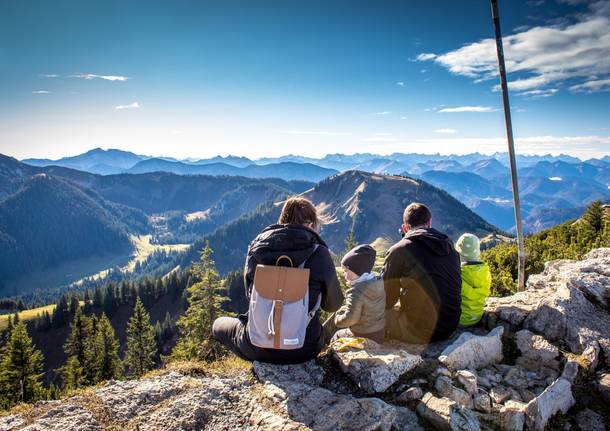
(383, 203), (461, 343)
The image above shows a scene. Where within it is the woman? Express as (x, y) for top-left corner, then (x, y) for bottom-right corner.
(212, 197), (343, 364)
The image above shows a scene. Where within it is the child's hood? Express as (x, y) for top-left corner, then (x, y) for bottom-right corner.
(351, 274), (385, 299)
(461, 262), (491, 288)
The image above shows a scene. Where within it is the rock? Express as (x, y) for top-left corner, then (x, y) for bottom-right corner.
(435, 376), (474, 409)
(253, 378), (398, 430)
(392, 406), (424, 431)
(253, 359), (324, 386)
(456, 370), (478, 395)
(517, 389), (536, 403)
(503, 366), (530, 390)
(598, 373), (610, 403)
(396, 386), (423, 402)
(0, 416), (25, 430)
(434, 367), (453, 378)
(514, 329), (560, 371)
(473, 392), (492, 413)
(486, 250), (610, 362)
(574, 408), (606, 431)
(438, 327), (504, 370)
(560, 360), (579, 384)
(525, 378), (575, 431)
(331, 339), (423, 394)
(581, 343), (600, 372)
(478, 377), (492, 389)
(496, 400), (527, 431)
(18, 403), (101, 431)
(489, 385), (511, 405)
(417, 392), (481, 431)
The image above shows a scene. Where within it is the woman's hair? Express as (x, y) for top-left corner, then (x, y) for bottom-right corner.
(278, 197), (319, 229)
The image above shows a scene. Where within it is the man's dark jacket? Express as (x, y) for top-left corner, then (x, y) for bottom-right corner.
(383, 227), (461, 343)
(240, 224), (343, 363)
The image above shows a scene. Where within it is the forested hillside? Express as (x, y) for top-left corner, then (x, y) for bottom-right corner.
(0, 174), (147, 291)
(482, 201), (610, 295)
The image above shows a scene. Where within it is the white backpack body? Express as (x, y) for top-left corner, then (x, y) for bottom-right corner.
(247, 246), (320, 350)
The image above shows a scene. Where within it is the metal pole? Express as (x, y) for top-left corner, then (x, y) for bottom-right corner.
(490, 0), (526, 291)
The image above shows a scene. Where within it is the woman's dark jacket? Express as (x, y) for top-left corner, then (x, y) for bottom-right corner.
(241, 224), (343, 362)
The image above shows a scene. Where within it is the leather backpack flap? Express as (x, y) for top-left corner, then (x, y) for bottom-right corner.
(254, 265), (310, 301)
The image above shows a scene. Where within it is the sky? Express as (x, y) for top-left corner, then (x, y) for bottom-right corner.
(1, 0), (609, 160)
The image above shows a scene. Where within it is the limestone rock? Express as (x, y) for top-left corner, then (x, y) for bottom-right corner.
(489, 385), (511, 405)
(574, 408), (606, 431)
(598, 373), (610, 403)
(438, 327), (504, 371)
(392, 406), (424, 431)
(253, 360), (402, 431)
(514, 329), (560, 371)
(417, 393), (481, 431)
(481, 401), (526, 431)
(253, 359), (324, 386)
(456, 370), (478, 395)
(435, 376), (473, 409)
(473, 392), (491, 414)
(331, 339), (422, 394)
(18, 403), (101, 431)
(486, 249), (610, 361)
(396, 386), (423, 402)
(560, 360), (579, 384)
(525, 378), (575, 431)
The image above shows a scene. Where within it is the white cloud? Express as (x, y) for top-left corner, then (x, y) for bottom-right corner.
(417, 2), (610, 95)
(372, 111), (391, 115)
(400, 116), (408, 120)
(396, 81), (405, 87)
(569, 78), (610, 92)
(516, 88), (559, 98)
(416, 53), (437, 61)
(69, 73), (129, 81)
(39, 74), (59, 78)
(114, 101), (140, 110)
(434, 128), (458, 134)
(32, 90), (51, 94)
(438, 106), (497, 113)
(278, 130), (350, 136)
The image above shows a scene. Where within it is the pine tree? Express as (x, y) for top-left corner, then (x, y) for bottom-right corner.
(124, 298), (157, 377)
(344, 229), (358, 252)
(93, 314), (122, 381)
(0, 322), (44, 407)
(170, 243), (227, 362)
(583, 200), (604, 232)
(61, 306), (94, 386)
(62, 356), (85, 391)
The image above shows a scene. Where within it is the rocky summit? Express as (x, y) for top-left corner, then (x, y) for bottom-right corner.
(2, 249), (609, 430)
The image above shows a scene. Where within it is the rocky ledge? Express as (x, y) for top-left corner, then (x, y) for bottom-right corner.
(2, 248), (609, 430)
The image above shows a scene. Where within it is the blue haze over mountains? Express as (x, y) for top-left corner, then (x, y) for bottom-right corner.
(23, 148), (610, 232)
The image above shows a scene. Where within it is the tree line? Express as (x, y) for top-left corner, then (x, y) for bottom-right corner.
(0, 243), (241, 411)
(482, 200), (610, 295)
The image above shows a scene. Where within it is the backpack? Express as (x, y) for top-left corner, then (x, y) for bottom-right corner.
(247, 245), (320, 350)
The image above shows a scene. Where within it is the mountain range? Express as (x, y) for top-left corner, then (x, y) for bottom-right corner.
(178, 170), (500, 274)
(1, 152), (503, 298)
(21, 148), (610, 232)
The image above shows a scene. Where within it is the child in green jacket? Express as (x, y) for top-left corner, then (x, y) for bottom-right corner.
(455, 233), (491, 327)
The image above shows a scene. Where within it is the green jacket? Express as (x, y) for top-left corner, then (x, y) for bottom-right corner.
(334, 274), (386, 335)
(459, 262), (491, 326)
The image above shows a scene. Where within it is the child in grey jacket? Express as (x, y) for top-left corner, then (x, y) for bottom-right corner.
(330, 244), (386, 344)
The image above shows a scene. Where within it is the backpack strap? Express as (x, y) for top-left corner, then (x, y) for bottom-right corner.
(298, 244), (319, 268)
(301, 244), (321, 317)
